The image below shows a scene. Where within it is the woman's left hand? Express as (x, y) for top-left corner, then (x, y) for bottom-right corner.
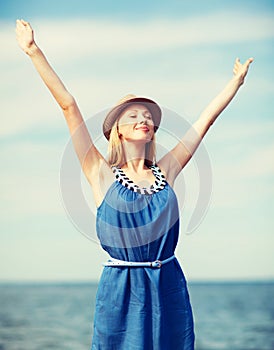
(233, 57), (254, 85)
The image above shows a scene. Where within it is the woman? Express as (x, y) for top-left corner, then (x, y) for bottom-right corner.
(16, 19), (253, 349)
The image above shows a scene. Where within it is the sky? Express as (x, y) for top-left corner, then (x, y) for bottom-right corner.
(1, 0), (274, 282)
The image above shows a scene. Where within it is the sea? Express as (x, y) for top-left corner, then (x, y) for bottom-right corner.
(0, 280), (273, 350)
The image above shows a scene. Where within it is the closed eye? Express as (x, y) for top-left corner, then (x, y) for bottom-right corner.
(145, 115), (152, 119)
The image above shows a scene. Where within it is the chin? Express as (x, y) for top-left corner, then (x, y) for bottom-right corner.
(124, 136), (152, 144)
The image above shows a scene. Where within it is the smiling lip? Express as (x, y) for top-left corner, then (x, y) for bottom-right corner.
(135, 126), (149, 132)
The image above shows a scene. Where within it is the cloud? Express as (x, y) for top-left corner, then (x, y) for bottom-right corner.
(1, 142), (65, 216)
(9, 11), (273, 60)
(3, 10), (274, 63)
(208, 119), (274, 177)
(207, 150), (274, 210)
(2, 10), (273, 137)
(239, 143), (274, 178)
(177, 231), (274, 280)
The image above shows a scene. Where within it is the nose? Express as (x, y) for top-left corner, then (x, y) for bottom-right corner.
(137, 113), (148, 124)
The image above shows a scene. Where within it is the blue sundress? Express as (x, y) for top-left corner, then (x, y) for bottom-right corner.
(91, 165), (195, 350)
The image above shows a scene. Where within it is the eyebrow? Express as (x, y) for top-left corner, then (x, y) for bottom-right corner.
(127, 109), (151, 114)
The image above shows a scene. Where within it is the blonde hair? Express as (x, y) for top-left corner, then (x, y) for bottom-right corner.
(107, 119), (156, 167)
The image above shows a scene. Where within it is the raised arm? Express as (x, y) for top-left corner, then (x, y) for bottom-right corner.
(158, 57), (254, 185)
(15, 19), (111, 195)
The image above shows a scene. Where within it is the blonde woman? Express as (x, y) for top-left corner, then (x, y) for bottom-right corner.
(16, 19), (253, 350)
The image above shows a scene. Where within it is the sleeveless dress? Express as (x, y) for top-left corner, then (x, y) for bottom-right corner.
(91, 165), (195, 350)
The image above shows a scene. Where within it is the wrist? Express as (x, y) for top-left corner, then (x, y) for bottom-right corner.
(231, 75), (244, 87)
(25, 42), (39, 57)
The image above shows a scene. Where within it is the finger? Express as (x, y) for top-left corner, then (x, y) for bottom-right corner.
(19, 19), (33, 32)
(20, 19), (32, 29)
(234, 58), (241, 69)
(235, 62), (240, 69)
(244, 57), (254, 68)
(248, 57), (254, 65)
(16, 19), (24, 28)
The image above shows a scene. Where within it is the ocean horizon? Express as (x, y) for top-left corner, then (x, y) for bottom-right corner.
(0, 279), (273, 350)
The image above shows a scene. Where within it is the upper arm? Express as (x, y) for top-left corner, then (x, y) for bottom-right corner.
(158, 118), (212, 184)
(62, 96), (108, 185)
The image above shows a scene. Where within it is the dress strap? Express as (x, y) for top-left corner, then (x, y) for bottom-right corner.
(103, 255), (176, 268)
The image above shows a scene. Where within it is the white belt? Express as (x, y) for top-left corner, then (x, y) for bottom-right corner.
(103, 255), (176, 268)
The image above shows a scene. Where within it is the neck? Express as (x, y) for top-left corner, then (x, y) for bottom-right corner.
(121, 141), (147, 171)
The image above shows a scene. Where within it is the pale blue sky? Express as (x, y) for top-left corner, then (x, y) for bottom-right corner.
(1, 0), (273, 282)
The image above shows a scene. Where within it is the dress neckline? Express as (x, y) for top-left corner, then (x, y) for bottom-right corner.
(112, 164), (166, 195)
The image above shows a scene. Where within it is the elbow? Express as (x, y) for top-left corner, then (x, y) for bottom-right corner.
(61, 94), (76, 111)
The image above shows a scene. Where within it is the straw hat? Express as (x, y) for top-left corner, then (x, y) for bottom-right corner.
(103, 94), (162, 140)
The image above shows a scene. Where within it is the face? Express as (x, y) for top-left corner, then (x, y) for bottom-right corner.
(117, 104), (154, 143)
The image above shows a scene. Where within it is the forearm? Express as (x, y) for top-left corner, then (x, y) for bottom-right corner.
(159, 57), (253, 178)
(192, 75), (244, 140)
(27, 43), (73, 109)
(199, 75), (243, 126)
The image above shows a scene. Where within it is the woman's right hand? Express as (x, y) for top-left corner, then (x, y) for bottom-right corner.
(15, 19), (36, 55)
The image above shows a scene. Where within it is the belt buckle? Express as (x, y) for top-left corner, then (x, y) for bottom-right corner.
(154, 260), (162, 268)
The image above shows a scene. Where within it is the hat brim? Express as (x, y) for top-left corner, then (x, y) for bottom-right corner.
(103, 97), (162, 140)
